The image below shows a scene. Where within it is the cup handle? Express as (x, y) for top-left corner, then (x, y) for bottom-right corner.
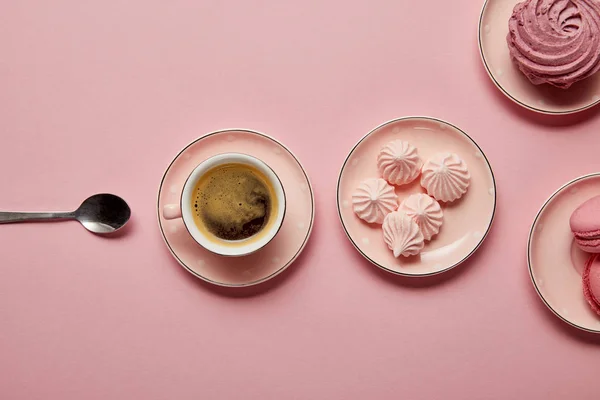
(163, 204), (182, 220)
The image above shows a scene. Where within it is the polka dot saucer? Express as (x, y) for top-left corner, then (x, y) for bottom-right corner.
(337, 117), (496, 277)
(528, 173), (600, 333)
(158, 129), (315, 287)
(479, 0), (600, 115)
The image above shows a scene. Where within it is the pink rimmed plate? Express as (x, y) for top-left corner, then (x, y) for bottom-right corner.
(157, 129), (315, 287)
(337, 117), (496, 277)
(528, 174), (600, 333)
(479, 0), (600, 115)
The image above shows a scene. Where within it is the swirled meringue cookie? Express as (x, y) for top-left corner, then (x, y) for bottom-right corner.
(382, 211), (425, 258)
(377, 140), (423, 186)
(352, 178), (399, 224)
(507, 0), (600, 89)
(399, 193), (443, 241)
(421, 153), (470, 203)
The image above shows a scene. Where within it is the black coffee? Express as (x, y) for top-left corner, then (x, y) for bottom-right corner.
(192, 163), (276, 241)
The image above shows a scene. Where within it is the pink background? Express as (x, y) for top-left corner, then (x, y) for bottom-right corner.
(1, 1), (600, 399)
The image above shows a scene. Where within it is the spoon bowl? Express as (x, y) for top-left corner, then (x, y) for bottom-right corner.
(75, 194), (131, 234)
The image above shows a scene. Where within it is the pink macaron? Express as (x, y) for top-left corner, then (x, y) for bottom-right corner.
(570, 195), (600, 253)
(583, 255), (600, 316)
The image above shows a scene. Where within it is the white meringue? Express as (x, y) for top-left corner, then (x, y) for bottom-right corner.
(352, 178), (399, 224)
(421, 153), (470, 202)
(377, 140), (423, 186)
(382, 211), (424, 258)
(399, 193), (443, 241)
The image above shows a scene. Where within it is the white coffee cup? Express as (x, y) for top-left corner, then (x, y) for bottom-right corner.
(163, 153), (286, 256)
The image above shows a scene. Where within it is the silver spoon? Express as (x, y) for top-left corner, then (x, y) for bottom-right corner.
(0, 194), (131, 234)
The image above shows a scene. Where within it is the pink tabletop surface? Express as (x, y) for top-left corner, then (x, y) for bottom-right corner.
(1, 1), (600, 399)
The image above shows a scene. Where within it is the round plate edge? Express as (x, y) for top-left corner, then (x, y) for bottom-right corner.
(336, 116), (497, 278)
(527, 172), (600, 334)
(477, 0), (600, 116)
(156, 128), (316, 288)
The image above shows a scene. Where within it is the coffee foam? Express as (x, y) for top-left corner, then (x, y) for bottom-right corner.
(192, 163), (277, 242)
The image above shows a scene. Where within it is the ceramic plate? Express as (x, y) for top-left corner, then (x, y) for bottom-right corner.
(158, 129), (315, 287)
(528, 173), (600, 333)
(479, 0), (600, 114)
(337, 117), (496, 277)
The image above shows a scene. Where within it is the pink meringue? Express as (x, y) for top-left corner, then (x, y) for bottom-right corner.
(399, 193), (444, 241)
(377, 140), (423, 186)
(382, 211), (425, 258)
(421, 153), (470, 203)
(507, 0), (600, 89)
(352, 178), (399, 224)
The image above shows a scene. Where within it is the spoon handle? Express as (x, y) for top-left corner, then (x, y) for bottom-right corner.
(0, 211), (75, 224)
